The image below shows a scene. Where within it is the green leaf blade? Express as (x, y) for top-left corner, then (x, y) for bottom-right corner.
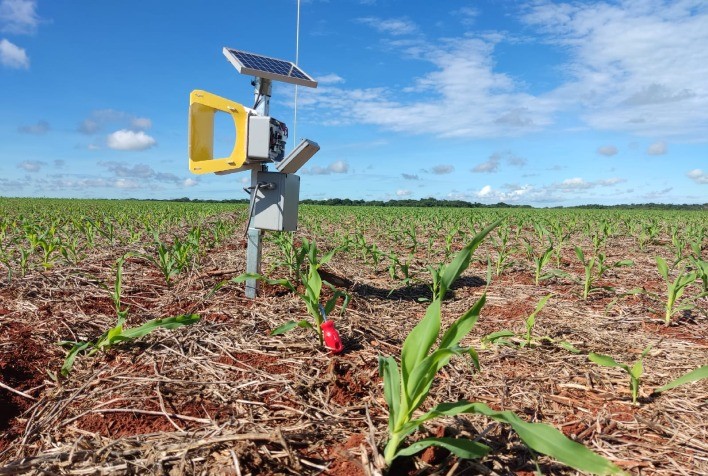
(654, 365), (708, 394)
(394, 437), (490, 460)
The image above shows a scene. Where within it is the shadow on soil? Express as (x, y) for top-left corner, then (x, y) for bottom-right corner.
(320, 269), (487, 302)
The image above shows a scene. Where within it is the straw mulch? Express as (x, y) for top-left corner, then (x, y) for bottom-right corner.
(1, 232), (706, 475)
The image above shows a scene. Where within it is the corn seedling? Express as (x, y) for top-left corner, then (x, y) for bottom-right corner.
(691, 256), (707, 294)
(60, 314), (200, 376)
(655, 256), (702, 324)
(425, 219), (503, 301)
(588, 346), (652, 404)
(59, 256), (200, 375)
(379, 231), (621, 474)
(575, 247), (633, 300)
(480, 294), (580, 352)
(235, 238), (349, 347)
(490, 226), (514, 276)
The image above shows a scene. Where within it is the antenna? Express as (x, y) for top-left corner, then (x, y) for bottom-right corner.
(294, 0), (301, 151)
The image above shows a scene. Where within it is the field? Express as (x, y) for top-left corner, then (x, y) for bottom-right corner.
(0, 198), (706, 475)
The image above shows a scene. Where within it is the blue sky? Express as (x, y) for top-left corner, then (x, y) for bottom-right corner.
(1, 0), (706, 206)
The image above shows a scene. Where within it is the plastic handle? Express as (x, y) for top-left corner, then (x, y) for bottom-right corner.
(320, 321), (343, 354)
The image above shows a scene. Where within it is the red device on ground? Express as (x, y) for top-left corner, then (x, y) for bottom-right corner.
(319, 304), (343, 354)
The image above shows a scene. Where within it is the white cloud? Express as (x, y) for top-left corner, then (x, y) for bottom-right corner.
(557, 178), (593, 190)
(294, 2), (708, 142)
(357, 17), (418, 36)
(473, 155), (500, 173)
(478, 185), (492, 197)
(643, 187), (673, 199)
(687, 169), (708, 184)
(130, 117), (152, 130)
(597, 145), (618, 156)
(522, 0), (708, 138)
(647, 141), (667, 155)
(0, 38), (28, 68)
(303, 160), (350, 175)
(552, 177), (626, 191)
(452, 183), (538, 203)
(79, 110), (153, 135)
(115, 178), (140, 189)
(0, 0), (39, 34)
(18, 119), (48, 134)
(17, 160), (44, 172)
(106, 130), (156, 151)
(454, 6), (479, 26)
(473, 152), (526, 173)
(98, 162), (185, 186)
(597, 177), (626, 186)
(328, 160), (349, 173)
(431, 164), (454, 175)
(294, 34), (553, 138)
(183, 178), (198, 187)
(395, 189), (412, 197)
(402, 173), (419, 180)
(317, 73), (345, 85)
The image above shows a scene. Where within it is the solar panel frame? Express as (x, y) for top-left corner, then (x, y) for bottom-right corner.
(223, 47), (318, 88)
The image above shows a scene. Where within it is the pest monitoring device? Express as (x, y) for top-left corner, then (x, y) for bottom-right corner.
(188, 48), (318, 175)
(188, 90), (289, 175)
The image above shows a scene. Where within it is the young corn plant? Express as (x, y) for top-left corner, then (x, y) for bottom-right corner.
(235, 238), (349, 347)
(528, 240), (555, 285)
(480, 294), (580, 353)
(588, 346), (652, 404)
(379, 226), (622, 474)
(655, 257), (703, 324)
(59, 256), (200, 375)
(490, 226), (513, 277)
(575, 247), (633, 300)
(425, 219), (503, 301)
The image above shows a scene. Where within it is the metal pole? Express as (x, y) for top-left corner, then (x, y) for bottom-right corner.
(245, 77), (272, 299)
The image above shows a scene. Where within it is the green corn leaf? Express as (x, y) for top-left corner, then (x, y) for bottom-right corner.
(656, 257), (669, 280)
(558, 341), (581, 354)
(304, 267), (322, 302)
(119, 314), (201, 339)
(653, 365), (708, 394)
(615, 260), (634, 267)
(270, 319), (312, 335)
(630, 359), (643, 380)
(406, 347), (467, 412)
(394, 436), (490, 460)
(575, 246), (585, 264)
(409, 401), (625, 475)
(438, 219), (502, 298)
(482, 329), (515, 343)
(60, 341), (91, 376)
(401, 299), (441, 389)
(378, 356), (401, 430)
(466, 346), (480, 371)
(319, 247), (339, 267)
(588, 353), (630, 374)
(439, 294), (485, 349)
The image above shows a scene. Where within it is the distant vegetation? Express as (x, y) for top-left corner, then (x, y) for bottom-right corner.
(171, 196), (706, 210)
(2, 195), (705, 210)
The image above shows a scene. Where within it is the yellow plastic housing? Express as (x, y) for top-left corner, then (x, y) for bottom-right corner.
(188, 90), (248, 174)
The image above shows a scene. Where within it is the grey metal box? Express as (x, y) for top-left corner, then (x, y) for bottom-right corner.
(247, 116), (271, 161)
(252, 171), (300, 231)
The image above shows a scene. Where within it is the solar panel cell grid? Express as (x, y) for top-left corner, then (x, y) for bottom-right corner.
(223, 48), (317, 88)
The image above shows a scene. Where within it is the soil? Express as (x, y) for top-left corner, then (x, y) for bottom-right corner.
(0, 205), (706, 475)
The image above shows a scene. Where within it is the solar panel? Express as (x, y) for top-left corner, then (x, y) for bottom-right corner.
(223, 47), (318, 88)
